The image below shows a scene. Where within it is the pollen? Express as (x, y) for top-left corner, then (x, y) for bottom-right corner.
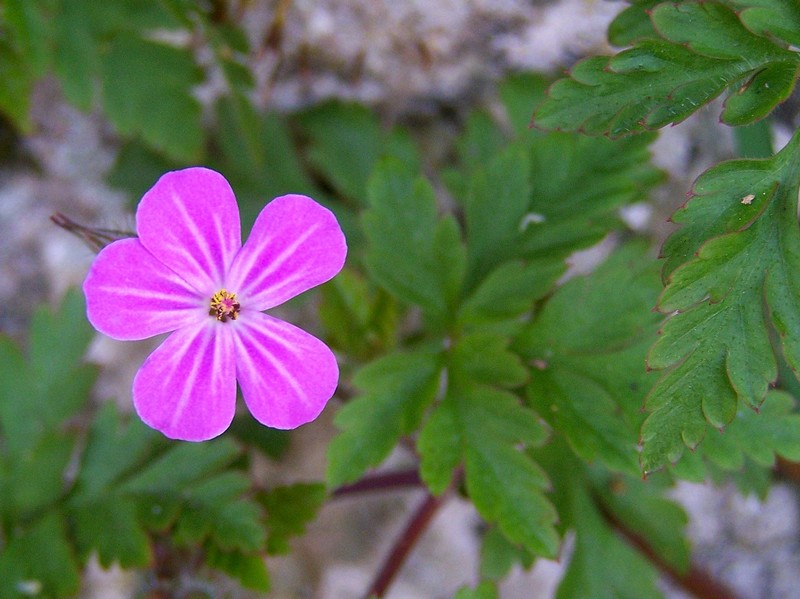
(210, 289), (241, 322)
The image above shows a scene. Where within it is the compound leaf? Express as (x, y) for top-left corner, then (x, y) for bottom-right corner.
(642, 129), (800, 473)
(327, 347), (442, 488)
(101, 34), (204, 162)
(364, 159), (466, 327)
(517, 244), (662, 476)
(418, 386), (557, 557)
(534, 1), (800, 136)
(260, 483), (327, 555)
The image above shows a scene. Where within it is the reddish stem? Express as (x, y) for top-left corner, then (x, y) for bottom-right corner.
(600, 500), (743, 599)
(364, 488), (451, 599)
(332, 469), (423, 498)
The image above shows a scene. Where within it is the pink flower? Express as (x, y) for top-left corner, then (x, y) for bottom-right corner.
(83, 167), (347, 441)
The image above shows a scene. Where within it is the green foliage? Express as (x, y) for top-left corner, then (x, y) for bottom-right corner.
(642, 130), (800, 472)
(363, 159), (467, 329)
(0, 291), (330, 596)
(534, 1), (800, 136)
(0, 0), (247, 162)
(516, 244), (662, 476)
(327, 347), (443, 488)
(100, 34), (204, 161)
(453, 582), (499, 599)
(260, 483), (327, 555)
(419, 385), (558, 557)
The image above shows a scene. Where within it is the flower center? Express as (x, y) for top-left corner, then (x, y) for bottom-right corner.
(209, 289), (240, 322)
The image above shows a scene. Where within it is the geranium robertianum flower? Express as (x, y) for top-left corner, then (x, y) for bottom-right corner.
(83, 167), (347, 441)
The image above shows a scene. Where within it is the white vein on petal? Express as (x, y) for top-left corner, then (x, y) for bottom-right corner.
(235, 318), (307, 405)
(171, 191), (224, 286)
(236, 223), (319, 301)
(168, 326), (212, 430)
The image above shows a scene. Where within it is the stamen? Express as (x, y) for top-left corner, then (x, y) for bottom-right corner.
(209, 289), (241, 322)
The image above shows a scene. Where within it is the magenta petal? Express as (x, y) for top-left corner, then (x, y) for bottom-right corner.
(84, 238), (206, 340)
(233, 311), (338, 429)
(136, 167), (242, 294)
(226, 195), (347, 310)
(133, 322), (236, 441)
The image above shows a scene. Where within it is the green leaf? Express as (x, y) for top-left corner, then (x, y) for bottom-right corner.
(594, 471), (690, 573)
(453, 582), (499, 599)
(0, 290), (94, 458)
(205, 547), (271, 592)
(534, 1), (800, 135)
(522, 133), (662, 260)
(517, 244), (662, 475)
(642, 130), (800, 472)
(418, 386), (557, 557)
(364, 159), (466, 326)
(729, 0), (800, 48)
(555, 486), (662, 599)
(260, 483), (326, 555)
(327, 347), (442, 487)
(5, 434), (75, 521)
(70, 499), (151, 567)
(101, 34), (204, 162)
(458, 259), (564, 326)
(212, 95), (327, 231)
(607, 0), (661, 46)
(479, 526), (533, 581)
(694, 390), (800, 470)
(449, 332), (528, 389)
(462, 146), (533, 286)
(319, 267), (398, 359)
(296, 101), (420, 205)
(176, 473), (265, 552)
(0, 512), (81, 599)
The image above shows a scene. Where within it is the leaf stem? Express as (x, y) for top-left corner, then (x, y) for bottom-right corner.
(599, 498), (743, 599)
(332, 469), (423, 498)
(363, 486), (452, 598)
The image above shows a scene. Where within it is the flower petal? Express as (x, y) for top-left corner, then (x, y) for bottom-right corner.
(136, 167), (242, 293)
(84, 238), (206, 340)
(233, 311), (338, 429)
(133, 321), (236, 441)
(226, 195), (347, 310)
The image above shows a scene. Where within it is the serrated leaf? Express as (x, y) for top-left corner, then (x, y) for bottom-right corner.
(212, 95), (326, 231)
(205, 546), (271, 592)
(118, 438), (242, 494)
(364, 159), (466, 326)
(0, 290), (93, 459)
(449, 332), (528, 389)
(522, 133), (662, 259)
(517, 244), (662, 475)
(260, 483), (326, 555)
(642, 130), (800, 472)
(296, 101), (420, 205)
(463, 146), (533, 286)
(418, 386), (557, 557)
(71, 499), (151, 567)
(319, 267), (398, 359)
(696, 390), (800, 470)
(535, 1), (800, 135)
(731, 0), (800, 47)
(327, 347), (442, 487)
(607, 0), (661, 46)
(479, 525), (533, 581)
(0, 512), (81, 599)
(458, 259), (564, 326)
(101, 34), (204, 161)
(453, 582), (499, 599)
